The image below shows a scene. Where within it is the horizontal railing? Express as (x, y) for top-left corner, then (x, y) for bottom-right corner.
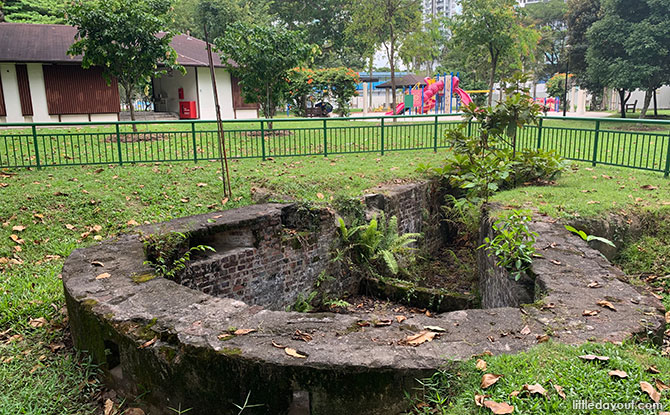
(1, 113), (669, 177)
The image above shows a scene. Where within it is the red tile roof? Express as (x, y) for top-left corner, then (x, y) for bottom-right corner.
(0, 23), (231, 67)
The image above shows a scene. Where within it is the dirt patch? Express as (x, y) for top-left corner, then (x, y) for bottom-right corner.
(104, 133), (177, 143)
(242, 130), (294, 137)
(409, 246), (477, 294)
(324, 294), (437, 317)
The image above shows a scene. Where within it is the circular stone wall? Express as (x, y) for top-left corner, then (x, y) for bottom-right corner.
(62, 195), (665, 414)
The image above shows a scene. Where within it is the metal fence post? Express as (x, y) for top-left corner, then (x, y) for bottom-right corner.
(323, 118), (328, 157)
(260, 120), (266, 161)
(664, 133), (670, 178)
(467, 119), (472, 138)
(433, 114), (438, 152)
(191, 122), (198, 163)
(592, 120), (600, 167)
(115, 124), (123, 166)
(536, 118), (543, 149)
(31, 125), (41, 169)
(380, 117), (385, 156)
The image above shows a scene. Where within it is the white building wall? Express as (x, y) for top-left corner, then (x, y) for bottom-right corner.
(0, 63), (23, 123)
(153, 67), (199, 114)
(26, 63), (53, 122)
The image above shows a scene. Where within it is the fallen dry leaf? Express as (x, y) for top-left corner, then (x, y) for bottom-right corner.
(522, 383), (547, 397)
(197, 182), (208, 187)
(579, 354), (610, 362)
(640, 381), (661, 403)
(12, 225), (25, 232)
(271, 340), (286, 349)
(608, 370), (628, 379)
(92, 225), (102, 233)
(553, 384), (566, 399)
(374, 319), (392, 327)
(139, 337), (157, 349)
(509, 390), (520, 397)
(550, 259), (562, 265)
(395, 315), (406, 323)
(65, 224), (76, 230)
(587, 281), (602, 288)
(127, 219), (139, 226)
(103, 399), (114, 415)
(124, 408), (145, 415)
(520, 325), (531, 336)
(666, 311), (670, 324)
(96, 272), (111, 280)
(293, 330), (312, 342)
(475, 394), (489, 407)
(316, 192), (325, 199)
(536, 335), (550, 343)
(647, 366), (661, 374)
(29, 317), (47, 328)
(583, 310), (600, 316)
(180, 198), (189, 203)
(476, 359), (488, 371)
(641, 185), (658, 190)
(285, 348), (307, 359)
(597, 300), (616, 311)
(406, 331), (436, 346)
(481, 373), (503, 389)
(483, 400), (514, 414)
(233, 328), (256, 336)
(9, 234), (24, 244)
(656, 379), (669, 391)
(91, 261), (104, 267)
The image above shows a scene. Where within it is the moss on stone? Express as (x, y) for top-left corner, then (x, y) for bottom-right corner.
(131, 273), (156, 284)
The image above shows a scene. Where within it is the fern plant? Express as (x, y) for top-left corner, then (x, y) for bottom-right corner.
(143, 231), (215, 279)
(337, 213), (421, 276)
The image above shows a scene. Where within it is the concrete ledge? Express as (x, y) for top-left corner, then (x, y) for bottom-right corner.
(62, 199), (665, 414)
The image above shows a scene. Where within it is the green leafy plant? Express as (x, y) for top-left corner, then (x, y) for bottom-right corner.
(337, 213), (421, 276)
(323, 298), (352, 308)
(480, 210), (538, 281)
(564, 225), (616, 247)
(142, 231), (215, 279)
(289, 291), (319, 313)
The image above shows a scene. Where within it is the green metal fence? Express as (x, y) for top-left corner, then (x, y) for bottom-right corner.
(1, 113), (670, 177)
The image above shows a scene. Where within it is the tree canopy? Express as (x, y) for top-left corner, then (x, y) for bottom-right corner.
(586, 0), (670, 117)
(525, 0), (568, 80)
(1, 0), (65, 23)
(67, 0), (183, 124)
(215, 23), (315, 122)
(449, 0), (540, 105)
(346, 0), (421, 113)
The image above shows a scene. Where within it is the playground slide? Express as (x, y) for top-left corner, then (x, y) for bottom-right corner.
(452, 76), (473, 107)
(385, 103), (405, 115)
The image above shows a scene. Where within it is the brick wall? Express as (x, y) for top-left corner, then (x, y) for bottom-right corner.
(169, 181), (449, 310)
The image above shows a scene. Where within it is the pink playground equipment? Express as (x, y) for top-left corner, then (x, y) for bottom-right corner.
(385, 75), (473, 115)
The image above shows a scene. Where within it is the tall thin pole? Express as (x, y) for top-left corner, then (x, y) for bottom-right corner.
(563, 56), (570, 117)
(204, 25), (232, 199)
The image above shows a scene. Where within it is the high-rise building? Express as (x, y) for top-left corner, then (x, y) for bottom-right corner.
(517, 0), (552, 6)
(422, 0), (460, 21)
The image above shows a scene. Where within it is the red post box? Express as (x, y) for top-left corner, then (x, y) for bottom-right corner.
(179, 101), (197, 119)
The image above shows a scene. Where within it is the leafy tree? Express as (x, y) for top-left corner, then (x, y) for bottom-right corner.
(271, 0), (368, 68)
(525, 0), (568, 80)
(2, 0), (65, 23)
(67, 0), (184, 128)
(546, 73), (574, 105)
(399, 18), (445, 74)
(216, 23), (315, 124)
(346, 0), (421, 114)
(450, 0), (533, 106)
(585, 0), (670, 118)
(566, 0), (604, 104)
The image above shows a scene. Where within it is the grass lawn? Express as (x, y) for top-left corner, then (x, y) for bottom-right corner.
(1, 149), (669, 414)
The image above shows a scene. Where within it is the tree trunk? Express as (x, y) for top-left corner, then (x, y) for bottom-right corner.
(639, 89), (654, 119)
(368, 56), (374, 109)
(125, 83), (137, 133)
(618, 89), (630, 119)
(653, 89), (658, 116)
(488, 53), (498, 106)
